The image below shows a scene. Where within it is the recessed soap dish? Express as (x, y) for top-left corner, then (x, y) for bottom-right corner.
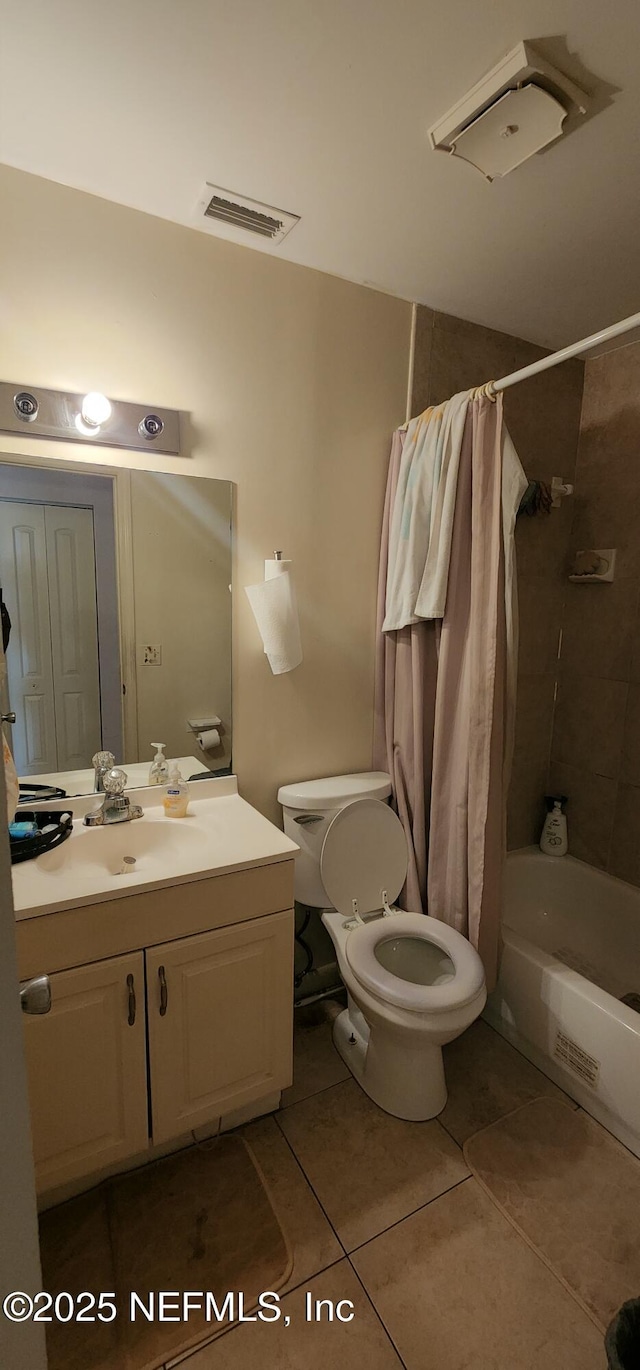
(569, 549), (616, 583)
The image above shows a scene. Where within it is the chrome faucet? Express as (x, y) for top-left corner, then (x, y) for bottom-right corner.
(93, 750), (116, 792)
(84, 768), (143, 827)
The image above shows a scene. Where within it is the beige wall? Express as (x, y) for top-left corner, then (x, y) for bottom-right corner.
(549, 340), (640, 879)
(411, 307), (584, 850)
(0, 165), (411, 820)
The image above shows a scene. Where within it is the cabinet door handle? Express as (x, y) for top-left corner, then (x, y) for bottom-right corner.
(20, 975), (51, 1015)
(158, 965), (168, 1016)
(126, 973), (136, 1026)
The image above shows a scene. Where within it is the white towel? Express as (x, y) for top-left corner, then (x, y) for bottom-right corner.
(383, 391), (471, 630)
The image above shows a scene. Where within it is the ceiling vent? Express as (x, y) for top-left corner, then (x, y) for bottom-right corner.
(428, 40), (590, 181)
(196, 184), (300, 245)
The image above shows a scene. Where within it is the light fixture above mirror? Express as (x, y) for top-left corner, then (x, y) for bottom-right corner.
(0, 381), (181, 454)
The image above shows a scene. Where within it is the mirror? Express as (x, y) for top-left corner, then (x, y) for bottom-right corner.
(0, 459), (232, 797)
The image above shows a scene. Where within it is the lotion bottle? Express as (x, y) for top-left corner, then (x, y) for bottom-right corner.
(540, 796), (568, 856)
(163, 765), (190, 818)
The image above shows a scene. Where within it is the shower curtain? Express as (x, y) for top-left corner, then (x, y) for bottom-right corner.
(373, 394), (525, 990)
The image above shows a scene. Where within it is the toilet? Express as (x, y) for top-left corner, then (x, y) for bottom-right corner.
(278, 771), (486, 1120)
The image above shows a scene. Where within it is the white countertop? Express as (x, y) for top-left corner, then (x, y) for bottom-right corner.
(12, 777), (298, 920)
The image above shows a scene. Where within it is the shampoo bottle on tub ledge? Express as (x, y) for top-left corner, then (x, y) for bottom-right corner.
(540, 796), (568, 856)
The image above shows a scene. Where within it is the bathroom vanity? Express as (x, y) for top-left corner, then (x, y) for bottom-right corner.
(13, 778), (297, 1197)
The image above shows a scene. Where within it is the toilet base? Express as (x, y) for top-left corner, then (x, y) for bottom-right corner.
(332, 1005), (447, 1121)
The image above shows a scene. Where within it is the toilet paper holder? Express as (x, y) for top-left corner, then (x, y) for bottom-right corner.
(187, 717), (223, 751)
(187, 717), (221, 733)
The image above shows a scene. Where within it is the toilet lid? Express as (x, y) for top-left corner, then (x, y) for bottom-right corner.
(320, 799), (408, 917)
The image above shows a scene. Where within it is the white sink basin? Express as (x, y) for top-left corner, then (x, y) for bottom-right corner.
(36, 814), (205, 878)
(11, 778), (299, 920)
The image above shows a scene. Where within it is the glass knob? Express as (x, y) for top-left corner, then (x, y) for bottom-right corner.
(104, 767), (128, 795)
(92, 750), (115, 770)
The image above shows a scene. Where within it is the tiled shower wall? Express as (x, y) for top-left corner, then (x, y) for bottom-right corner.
(549, 339), (640, 881)
(410, 306), (584, 850)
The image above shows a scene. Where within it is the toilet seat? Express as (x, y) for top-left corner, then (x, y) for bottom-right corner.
(345, 911), (486, 1014)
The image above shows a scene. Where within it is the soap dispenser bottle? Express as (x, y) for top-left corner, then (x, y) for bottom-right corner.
(163, 765), (190, 818)
(540, 796), (568, 856)
(149, 742), (169, 786)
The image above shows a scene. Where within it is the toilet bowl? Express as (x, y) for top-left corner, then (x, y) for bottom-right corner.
(278, 773), (487, 1121)
(322, 906), (486, 1119)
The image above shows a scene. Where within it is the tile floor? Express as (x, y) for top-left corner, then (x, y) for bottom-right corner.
(168, 1007), (609, 1369)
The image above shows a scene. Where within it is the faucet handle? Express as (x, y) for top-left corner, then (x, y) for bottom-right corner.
(93, 750), (115, 771)
(103, 767), (128, 796)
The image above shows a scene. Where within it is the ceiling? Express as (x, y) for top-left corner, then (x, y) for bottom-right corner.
(1, 0), (639, 349)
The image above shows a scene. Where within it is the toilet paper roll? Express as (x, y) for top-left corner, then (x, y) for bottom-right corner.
(264, 558), (292, 581)
(197, 728), (220, 751)
(245, 570), (303, 675)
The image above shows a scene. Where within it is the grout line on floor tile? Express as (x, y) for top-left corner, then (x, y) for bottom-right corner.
(280, 1071), (349, 1110)
(434, 1111), (461, 1147)
(346, 1256), (410, 1370)
(165, 1258), (349, 1367)
(279, 1076), (350, 1113)
(275, 1254), (345, 1300)
(276, 1085), (475, 1256)
(273, 1111), (348, 1254)
(347, 1174), (473, 1256)
(349, 1165), (607, 1360)
(465, 1166), (607, 1336)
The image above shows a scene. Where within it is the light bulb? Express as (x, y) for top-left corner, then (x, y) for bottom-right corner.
(75, 413), (99, 437)
(81, 392), (112, 427)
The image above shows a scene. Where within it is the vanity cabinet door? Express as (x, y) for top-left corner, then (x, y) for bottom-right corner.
(22, 951), (149, 1193)
(146, 909), (293, 1145)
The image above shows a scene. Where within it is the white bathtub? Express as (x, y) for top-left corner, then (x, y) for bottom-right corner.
(485, 848), (640, 1157)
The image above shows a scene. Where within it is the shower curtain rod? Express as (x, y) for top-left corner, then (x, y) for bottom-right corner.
(490, 308), (640, 395)
(401, 308), (640, 428)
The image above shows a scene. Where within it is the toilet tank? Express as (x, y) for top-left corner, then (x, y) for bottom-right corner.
(277, 771), (392, 907)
